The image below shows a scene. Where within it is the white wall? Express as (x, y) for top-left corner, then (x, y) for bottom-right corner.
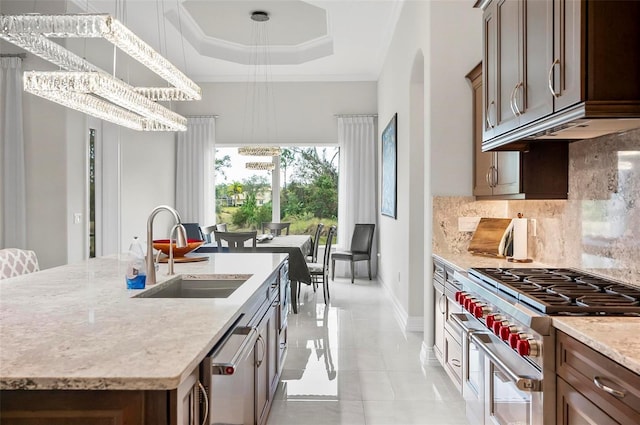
(377, 0), (429, 330)
(377, 1), (481, 347)
(177, 81), (377, 146)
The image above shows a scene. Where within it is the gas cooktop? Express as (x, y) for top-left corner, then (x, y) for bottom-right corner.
(468, 268), (640, 315)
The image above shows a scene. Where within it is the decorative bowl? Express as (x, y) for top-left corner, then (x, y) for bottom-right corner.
(152, 239), (203, 257)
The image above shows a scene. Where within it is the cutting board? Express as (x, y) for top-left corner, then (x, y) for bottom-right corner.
(467, 218), (513, 257)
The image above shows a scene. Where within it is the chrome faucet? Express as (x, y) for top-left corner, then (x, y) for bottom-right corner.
(146, 205), (188, 285)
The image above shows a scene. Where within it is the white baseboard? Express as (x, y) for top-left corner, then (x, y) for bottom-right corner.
(420, 342), (441, 366)
(379, 276), (424, 333)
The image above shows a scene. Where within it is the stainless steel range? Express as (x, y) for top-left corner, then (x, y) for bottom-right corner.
(451, 267), (640, 425)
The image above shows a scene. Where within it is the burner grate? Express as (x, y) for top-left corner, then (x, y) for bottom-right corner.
(468, 267), (640, 315)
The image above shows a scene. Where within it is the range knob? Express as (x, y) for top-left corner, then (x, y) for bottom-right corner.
(499, 323), (517, 341)
(472, 303), (490, 319)
(464, 297), (477, 311)
(508, 332), (525, 349)
(516, 338), (540, 357)
(492, 320), (507, 335)
(485, 314), (502, 330)
(456, 292), (469, 306)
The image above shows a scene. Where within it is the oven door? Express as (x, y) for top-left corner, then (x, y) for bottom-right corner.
(450, 312), (490, 425)
(469, 332), (544, 425)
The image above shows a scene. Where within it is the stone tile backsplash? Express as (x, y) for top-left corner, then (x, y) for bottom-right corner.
(433, 127), (640, 286)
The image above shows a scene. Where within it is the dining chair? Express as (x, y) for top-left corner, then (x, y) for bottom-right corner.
(181, 223), (205, 241)
(306, 223), (324, 263)
(0, 248), (40, 280)
(214, 231), (257, 251)
(331, 223), (375, 283)
(200, 225), (216, 243)
(262, 222), (291, 236)
(307, 225), (336, 304)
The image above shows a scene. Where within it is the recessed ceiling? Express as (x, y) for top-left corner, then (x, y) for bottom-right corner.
(1, 0), (404, 82)
(183, 1), (327, 46)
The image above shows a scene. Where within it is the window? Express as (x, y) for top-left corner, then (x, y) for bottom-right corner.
(215, 146), (339, 236)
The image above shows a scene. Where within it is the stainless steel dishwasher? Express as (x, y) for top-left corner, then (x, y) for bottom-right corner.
(201, 276), (279, 425)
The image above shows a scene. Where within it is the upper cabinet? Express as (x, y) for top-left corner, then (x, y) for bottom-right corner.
(478, 0), (640, 150)
(468, 62), (569, 200)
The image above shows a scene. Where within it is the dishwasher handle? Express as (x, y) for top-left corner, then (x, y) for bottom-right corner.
(210, 326), (258, 375)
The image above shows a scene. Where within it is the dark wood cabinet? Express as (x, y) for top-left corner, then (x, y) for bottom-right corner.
(467, 62), (569, 199)
(556, 331), (640, 425)
(478, 0), (640, 150)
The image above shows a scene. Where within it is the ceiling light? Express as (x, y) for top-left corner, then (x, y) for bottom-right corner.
(238, 11), (280, 156)
(0, 13), (201, 130)
(245, 161), (275, 171)
(238, 146), (282, 156)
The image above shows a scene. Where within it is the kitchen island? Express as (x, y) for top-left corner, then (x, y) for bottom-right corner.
(0, 252), (289, 424)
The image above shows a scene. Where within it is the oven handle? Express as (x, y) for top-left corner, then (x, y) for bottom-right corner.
(210, 326), (259, 375)
(470, 332), (542, 392)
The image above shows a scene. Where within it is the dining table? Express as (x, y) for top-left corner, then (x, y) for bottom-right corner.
(196, 234), (312, 313)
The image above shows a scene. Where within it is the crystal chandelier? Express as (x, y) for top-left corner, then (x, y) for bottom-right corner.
(238, 146), (281, 156)
(245, 161), (275, 171)
(0, 13), (201, 131)
(238, 11), (280, 164)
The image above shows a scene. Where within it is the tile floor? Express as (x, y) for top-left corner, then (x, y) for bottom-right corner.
(267, 277), (470, 425)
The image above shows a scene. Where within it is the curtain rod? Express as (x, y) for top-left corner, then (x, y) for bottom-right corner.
(334, 114), (378, 118)
(0, 53), (26, 58)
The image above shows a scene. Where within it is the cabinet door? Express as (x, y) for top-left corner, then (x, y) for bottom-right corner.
(256, 305), (278, 425)
(519, 0), (553, 125)
(556, 378), (618, 425)
(444, 329), (463, 388)
(493, 151), (520, 195)
(433, 283), (445, 362)
(174, 367), (200, 425)
(482, 1), (497, 141)
(553, 0), (581, 111)
(469, 64), (494, 197)
(495, 0), (522, 134)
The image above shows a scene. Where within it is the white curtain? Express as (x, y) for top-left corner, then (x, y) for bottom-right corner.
(175, 117), (216, 225)
(0, 57), (27, 249)
(336, 116), (378, 277)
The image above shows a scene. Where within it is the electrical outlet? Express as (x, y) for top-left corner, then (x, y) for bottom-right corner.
(458, 216), (481, 232)
(73, 213), (82, 224)
(530, 218), (537, 237)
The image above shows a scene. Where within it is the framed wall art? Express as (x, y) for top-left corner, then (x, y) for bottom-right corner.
(381, 113), (397, 219)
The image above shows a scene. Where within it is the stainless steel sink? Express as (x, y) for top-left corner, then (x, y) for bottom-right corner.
(135, 274), (252, 299)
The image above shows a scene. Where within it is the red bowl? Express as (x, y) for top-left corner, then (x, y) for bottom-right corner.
(152, 239), (203, 257)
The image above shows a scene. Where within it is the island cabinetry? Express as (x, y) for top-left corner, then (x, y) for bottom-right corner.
(432, 257), (463, 391)
(556, 331), (640, 425)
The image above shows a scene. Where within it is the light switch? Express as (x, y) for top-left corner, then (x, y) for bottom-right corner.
(458, 216), (481, 232)
(73, 213), (82, 224)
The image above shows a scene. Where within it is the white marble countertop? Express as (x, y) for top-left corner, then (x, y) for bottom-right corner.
(0, 253), (288, 391)
(433, 250), (640, 376)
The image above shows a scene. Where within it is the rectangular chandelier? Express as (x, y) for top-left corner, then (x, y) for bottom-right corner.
(0, 14), (202, 131)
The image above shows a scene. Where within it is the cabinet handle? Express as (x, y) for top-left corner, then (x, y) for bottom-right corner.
(450, 358), (461, 368)
(512, 82), (523, 116)
(547, 59), (561, 98)
(509, 84), (519, 117)
(491, 165), (498, 188)
(486, 100), (496, 129)
(256, 334), (266, 368)
(198, 381), (209, 425)
(485, 168), (492, 186)
(438, 292), (446, 314)
(593, 376), (626, 398)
